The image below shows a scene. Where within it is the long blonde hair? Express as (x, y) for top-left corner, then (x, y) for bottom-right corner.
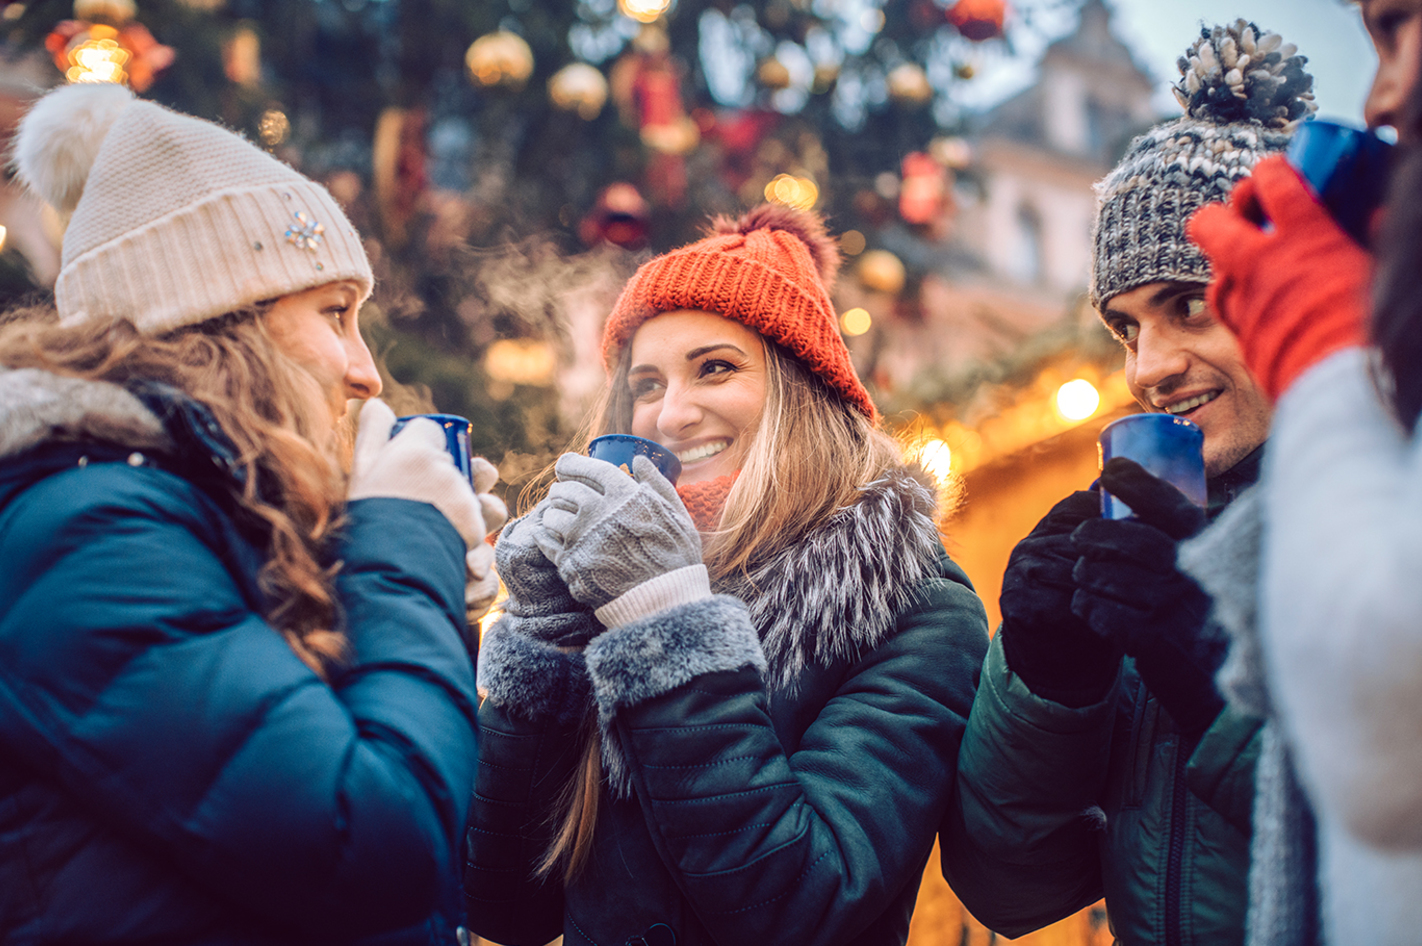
(0, 310), (349, 676)
(538, 334), (901, 879)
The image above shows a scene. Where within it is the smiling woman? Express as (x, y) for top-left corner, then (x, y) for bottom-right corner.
(626, 311), (766, 482)
(465, 206), (990, 946)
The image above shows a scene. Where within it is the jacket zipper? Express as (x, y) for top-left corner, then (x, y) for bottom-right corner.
(1165, 734), (1196, 946)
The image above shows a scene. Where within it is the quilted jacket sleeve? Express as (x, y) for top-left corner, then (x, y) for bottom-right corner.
(0, 464), (476, 940)
(939, 630), (1118, 937)
(582, 569), (988, 946)
(1185, 704), (1263, 836)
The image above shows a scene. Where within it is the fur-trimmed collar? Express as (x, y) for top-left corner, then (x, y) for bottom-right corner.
(0, 367), (170, 463)
(715, 465), (943, 691)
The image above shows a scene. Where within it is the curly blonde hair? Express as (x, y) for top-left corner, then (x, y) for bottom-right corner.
(0, 310), (349, 676)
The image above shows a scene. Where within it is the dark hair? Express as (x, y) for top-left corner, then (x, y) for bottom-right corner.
(1372, 45), (1422, 431)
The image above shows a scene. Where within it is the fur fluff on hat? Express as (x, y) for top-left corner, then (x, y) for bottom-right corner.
(1089, 20), (1315, 310)
(601, 204), (876, 420)
(12, 83), (372, 334)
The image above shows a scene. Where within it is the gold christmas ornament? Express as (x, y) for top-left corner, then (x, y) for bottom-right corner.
(858, 249), (906, 294)
(640, 116), (699, 155)
(466, 31), (534, 89)
(548, 63), (609, 120)
(257, 108), (289, 147)
(929, 135), (973, 169)
(811, 62), (839, 93)
(886, 62), (932, 104)
(757, 57), (792, 90)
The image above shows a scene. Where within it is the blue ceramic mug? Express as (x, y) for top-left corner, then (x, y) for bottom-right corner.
(391, 413), (476, 484)
(588, 434), (682, 485)
(1285, 119), (1392, 246)
(1098, 413), (1206, 520)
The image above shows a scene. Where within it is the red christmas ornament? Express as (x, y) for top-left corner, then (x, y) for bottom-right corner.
(579, 183), (651, 249)
(899, 152), (948, 226)
(947, 0), (1007, 42)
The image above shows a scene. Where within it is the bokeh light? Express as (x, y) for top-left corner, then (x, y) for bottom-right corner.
(918, 438), (954, 483)
(840, 307), (872, 336)
(764, 173), (818, 211)
(619, 0), (671, 24)
(1055, 379), (1101, 421)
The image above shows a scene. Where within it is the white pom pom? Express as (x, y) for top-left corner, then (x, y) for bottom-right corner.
(12, 83), (136, 215)
(1220, 38), (1238, 69)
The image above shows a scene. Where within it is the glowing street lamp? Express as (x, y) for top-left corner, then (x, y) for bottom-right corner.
(1055, 379), (1101, 421)
(618, 0), (671, 24)
(918, 438), (954, 483)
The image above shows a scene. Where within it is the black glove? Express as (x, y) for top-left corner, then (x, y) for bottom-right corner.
(1070, 458), (1225, 736)
(1000, 489), (1123, 707)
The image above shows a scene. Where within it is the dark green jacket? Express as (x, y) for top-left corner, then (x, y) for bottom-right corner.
(940, 453), (1265, 946)
(465, 469), (989, 946)
(942, 638), (1260, 944)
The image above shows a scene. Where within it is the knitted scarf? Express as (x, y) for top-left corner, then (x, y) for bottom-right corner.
(675, 474), (736, 533)
(1179, 486), (1321, 946)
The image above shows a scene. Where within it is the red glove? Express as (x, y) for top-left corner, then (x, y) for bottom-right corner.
(1187, 154), (1372, 402)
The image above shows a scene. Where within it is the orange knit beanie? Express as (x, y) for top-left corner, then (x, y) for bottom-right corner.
(601, 205), (877, 421)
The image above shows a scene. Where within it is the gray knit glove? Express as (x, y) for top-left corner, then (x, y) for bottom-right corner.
(535, 453), (702, 610)
(494, 503), (600, 648)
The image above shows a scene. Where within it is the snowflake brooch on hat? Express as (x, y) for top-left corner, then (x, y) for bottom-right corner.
(285, 210), (324, 252)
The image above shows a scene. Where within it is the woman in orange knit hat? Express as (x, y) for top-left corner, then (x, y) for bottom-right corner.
(465, 206), (989, 946)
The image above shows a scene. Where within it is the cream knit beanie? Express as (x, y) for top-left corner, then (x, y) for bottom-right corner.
(1089, 21), (1315, 310)
(12, 83), (372, 334)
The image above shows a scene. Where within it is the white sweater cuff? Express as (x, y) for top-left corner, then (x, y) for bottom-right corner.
(594, 564), (712, 628)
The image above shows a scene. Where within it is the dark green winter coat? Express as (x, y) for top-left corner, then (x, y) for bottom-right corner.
(939, 454), (1265, 946)
(464, 469), (989, 946)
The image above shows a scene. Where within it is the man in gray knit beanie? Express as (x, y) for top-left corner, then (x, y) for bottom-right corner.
(941, 21), (1315, 946)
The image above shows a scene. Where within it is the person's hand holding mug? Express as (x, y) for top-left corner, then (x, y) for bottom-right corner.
(1071, 458), (1223, 736)
(493, 502), (600, 650)
(347, 401), (507, 626)
(999, 488), (1123, 708)
(535, 453), (703, 624)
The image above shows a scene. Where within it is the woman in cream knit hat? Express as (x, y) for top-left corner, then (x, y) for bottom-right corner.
(464, 205), (989, 946)
(0, 83), (503, 944)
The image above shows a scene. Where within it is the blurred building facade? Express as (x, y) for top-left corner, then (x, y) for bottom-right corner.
(894, 3), (1157, 944)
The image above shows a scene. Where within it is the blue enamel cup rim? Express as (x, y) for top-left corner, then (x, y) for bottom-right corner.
(588, 433), (683, 484)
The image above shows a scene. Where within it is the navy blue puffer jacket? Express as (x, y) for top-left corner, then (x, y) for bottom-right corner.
(0, 369), (478, 946)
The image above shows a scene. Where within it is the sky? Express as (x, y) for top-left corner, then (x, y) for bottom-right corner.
(964, 0), (1377, 125)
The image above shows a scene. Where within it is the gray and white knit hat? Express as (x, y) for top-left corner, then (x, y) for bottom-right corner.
(12, 83), (372, 335)
(1089, 21), (1316, 310)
